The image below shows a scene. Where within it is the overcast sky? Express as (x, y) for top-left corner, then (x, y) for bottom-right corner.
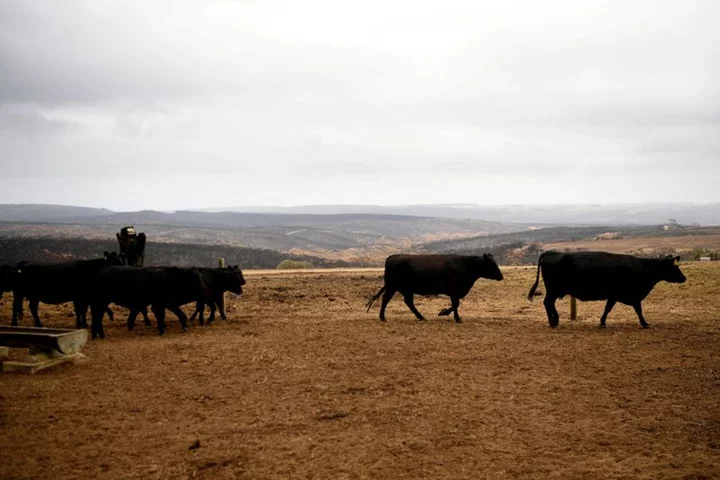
(1, 0), (718, 211)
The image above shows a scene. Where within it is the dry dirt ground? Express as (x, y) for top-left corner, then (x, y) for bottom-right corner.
(1, 263), (719, 479)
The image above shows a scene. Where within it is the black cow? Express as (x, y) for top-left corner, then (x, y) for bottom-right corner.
(527, 251), (687, 328)
(89, 266), (207, 338)
(188, 265), (246, 324)
(366, 254), (504, 323)
(11, 252), (124, 328)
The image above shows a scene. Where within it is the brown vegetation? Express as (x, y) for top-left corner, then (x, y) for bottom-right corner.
(545, 233), (720, 256)
(1, 264), (719, 479)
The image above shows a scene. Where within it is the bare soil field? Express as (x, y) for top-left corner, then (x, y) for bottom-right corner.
(1, 263), (719, 479)
(545, 234), (720, 255)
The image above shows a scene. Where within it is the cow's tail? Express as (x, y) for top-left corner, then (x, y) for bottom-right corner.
(366, 286), (386, 312)
(527, 255), (544, 301)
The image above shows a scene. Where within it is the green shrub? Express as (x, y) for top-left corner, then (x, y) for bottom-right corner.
(690, 248), (719, 261)
(276, 259), (314, 269)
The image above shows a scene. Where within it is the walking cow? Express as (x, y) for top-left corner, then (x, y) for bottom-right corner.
(366, 254), (504, 323)
(89, 266), (207, 338)
(11, 253), (124, 328)
(188, 265), (246, 325)
(527, 251), (687, 328)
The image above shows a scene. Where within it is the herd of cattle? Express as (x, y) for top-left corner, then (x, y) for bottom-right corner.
(0, 252), (245, 338)
(0, 250), (687, 338)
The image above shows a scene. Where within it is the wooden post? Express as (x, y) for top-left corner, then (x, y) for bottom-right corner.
(570, 296), (577, 321)
(217, 258), (226, 318)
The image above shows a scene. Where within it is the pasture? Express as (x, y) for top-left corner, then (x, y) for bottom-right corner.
(1, 263), (719, 479)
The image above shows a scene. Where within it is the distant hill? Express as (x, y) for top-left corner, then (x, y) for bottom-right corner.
(0, 205), (527, 253)
(0, 237), (349, 269)
(0, 204), (113, 222)
(419, 226), (664, 253)
(195, 203), (720, 226)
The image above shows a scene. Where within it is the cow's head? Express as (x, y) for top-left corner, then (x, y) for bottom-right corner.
(480, 253), (504, 281)
(225, 265), (246, 294)
(658, 255), (687, 284)
(103, 251), (125, 266)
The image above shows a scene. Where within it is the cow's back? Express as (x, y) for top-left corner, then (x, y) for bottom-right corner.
(540, 251), (657, 301)
(95, 266), (204, 308)
(384, 254), (471, 295)
(15, 262), (81, 303)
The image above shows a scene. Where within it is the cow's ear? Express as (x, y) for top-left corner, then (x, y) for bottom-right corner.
(103, 251), (110, 259)
(673, 255), (681, 265)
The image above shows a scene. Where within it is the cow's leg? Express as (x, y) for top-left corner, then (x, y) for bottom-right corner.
(599, 299), (617, 328)
(217, 294), (226, 320)
(167, 305), (189, 332)
(126, 309), (140, 331)
(90, 305), (106, 339)
(29, 299), (43, 327)
(403, 293), (425, 320)
(105, 306), (114, 322)
(451, 296), (462, 323)
(142, 308), (151, 327)
(543, 295), (559, 327)
(214, 293), (225, 321)
(208, 302), (218, 325)
(74, 302), (87, 329)
(152, 305), (167, 335)
(196, 301), (206, 326)
(11, 294), (22, 326)
(378, 287), (397, 322)
(633, 302), (649, 329)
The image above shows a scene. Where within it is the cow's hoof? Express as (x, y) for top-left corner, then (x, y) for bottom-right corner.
(599, 323), (607, 329)
(455, 319), (463, 324)
(438, 309), (451, 316)
(549, 323), (559, 328)
(641, 323), (650, 329)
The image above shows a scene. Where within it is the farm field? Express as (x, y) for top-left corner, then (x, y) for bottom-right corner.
(545, 233), (720, 255)
(1, 263), (719, 479)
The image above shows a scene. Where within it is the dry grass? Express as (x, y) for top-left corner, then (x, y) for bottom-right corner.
(1, 263), (719, 479)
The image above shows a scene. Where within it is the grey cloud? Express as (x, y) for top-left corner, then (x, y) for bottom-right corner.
(0, 106), (79, 136)
(0, 0), (718, 208)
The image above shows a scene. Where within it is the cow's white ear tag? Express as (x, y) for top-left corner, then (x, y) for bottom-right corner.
(674, 258), (680, 266)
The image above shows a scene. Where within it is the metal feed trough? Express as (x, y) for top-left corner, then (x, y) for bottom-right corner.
(0, 326), (88, 374)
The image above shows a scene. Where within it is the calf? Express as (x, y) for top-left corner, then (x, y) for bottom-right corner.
(188, 265), (246, 324)
(89, 266), (207, 338)
(527, 251), (687, 328)
(366, 254), (504, 323)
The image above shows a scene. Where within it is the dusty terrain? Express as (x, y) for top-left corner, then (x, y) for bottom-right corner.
(1, 263), (719, 479)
